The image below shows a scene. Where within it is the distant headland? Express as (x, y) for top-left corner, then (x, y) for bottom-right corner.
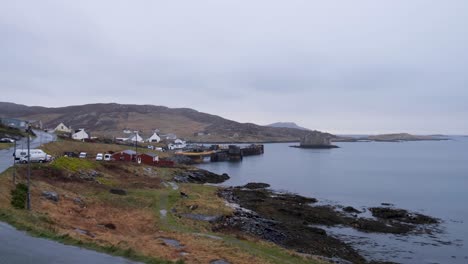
(334, 133), (450, 142)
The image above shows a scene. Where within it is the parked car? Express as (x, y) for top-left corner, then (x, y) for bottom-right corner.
(63, 151), (78, 157)
(0, 138), (15, 143)
(79, 152), (87, 159)
(104, 154), (112, 161)
(14, 149), (51, 163)
(147, 145), (154, 150)
(96, 153), (103, 161)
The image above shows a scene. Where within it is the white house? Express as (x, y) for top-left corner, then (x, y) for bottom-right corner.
(168, 139), (187, 150)
(54, 122), (71, 133)
(72, 129), (89, 141)
(127, 133), (144, 143)
(146, 132), (161, 143)
(174, 139), (185, 145)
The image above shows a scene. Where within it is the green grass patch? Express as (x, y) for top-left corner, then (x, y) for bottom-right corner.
(10, 183), (28, 209)
(51, 156), (96, 172)
(96, 176), (118, 187)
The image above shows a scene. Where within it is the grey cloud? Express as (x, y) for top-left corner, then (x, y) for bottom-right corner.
(1, 0), (467, 134)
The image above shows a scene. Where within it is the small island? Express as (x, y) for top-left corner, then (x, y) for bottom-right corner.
(291, 130), (339, 149)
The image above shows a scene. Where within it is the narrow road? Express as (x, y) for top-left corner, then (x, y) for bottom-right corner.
(0, 131), (140, 264)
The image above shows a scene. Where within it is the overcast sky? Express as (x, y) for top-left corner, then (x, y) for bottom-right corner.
(1, 1), (467, 134)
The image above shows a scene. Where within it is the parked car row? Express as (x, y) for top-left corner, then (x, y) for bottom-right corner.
(95, 153), (112, 161)
(63, 152), (112, 161)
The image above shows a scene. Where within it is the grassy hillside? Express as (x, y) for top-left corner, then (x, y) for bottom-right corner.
(0, 102), (309, 142)
(0, 141), (326, 264)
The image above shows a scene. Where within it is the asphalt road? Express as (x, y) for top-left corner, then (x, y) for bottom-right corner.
(0, 130), (139, 264)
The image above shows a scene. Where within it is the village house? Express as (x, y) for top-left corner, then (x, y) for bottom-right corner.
(138, 153), (159, 165)
(71, 129), (89, 141)
(146, 132), (161, 143)
(127, 132), (144, 143)
(54, 122), (72, 133)
(168, 139), (187, 150)
(112, 150), (137, 161)
(29, 120), (43, 129)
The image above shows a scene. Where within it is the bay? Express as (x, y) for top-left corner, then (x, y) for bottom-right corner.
(199, 137), (468, 263)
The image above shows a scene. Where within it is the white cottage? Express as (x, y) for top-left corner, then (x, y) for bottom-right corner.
(127, 133), (144, 143)
(54, 122), (72, 133)
(146, 132), (161, 143)
(168, 139), (186, 150)
(72, 129), (89, 141)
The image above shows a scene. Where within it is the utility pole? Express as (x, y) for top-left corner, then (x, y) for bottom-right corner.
(12, 139), (16, 184)
(134, 131), (138, 157)
(26, 124), (31, 210)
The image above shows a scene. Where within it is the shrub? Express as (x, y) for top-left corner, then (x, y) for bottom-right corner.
(11, 183), (28, 209)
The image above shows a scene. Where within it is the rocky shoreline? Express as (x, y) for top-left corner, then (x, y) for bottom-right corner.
(214, 183), (440, 264)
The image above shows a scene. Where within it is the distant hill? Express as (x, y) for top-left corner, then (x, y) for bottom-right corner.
(333, 133), (449, 142)
(267, 122), (310, 131)
(0, 102), (310, 142)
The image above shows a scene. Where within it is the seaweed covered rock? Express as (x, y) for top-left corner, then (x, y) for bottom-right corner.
(242, 182), (270, 189)
(174, 169), (229, 184)
(370, 207), (438, 224)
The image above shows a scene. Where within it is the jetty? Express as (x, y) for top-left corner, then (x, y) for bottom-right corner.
(177, 144), (264, 163)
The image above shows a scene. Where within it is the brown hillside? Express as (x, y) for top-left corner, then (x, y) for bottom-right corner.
(0, 102), (308, 142)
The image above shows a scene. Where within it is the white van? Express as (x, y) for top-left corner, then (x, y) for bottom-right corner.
(14, 149), (51, 164)
(104, 154), (112, 161)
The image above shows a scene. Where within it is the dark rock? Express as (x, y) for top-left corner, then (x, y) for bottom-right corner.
(242, 182), (270, 189)
(370, 207), (407, 219)
(166, 155), (195, 165)
(217, 187), (441, 263)
(180, 192), (189, 198)
(42, 191), (59, 202)
(216, 188), (365, 263)
(104, 223), (116, 230)
(381, 203), (394, 206)
(350, 218), (412, 234)
(370, 207), (438, 224)
(73, 197), (84, 205)
(174, 169), (229, 184)
(343, 206), (361, 214)
(76, 169), (100, 181)
(109, 188), (127, 195)
(160, 238), (184, 249)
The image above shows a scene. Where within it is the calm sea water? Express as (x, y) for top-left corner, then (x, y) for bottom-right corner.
(199, 137), (468, 263)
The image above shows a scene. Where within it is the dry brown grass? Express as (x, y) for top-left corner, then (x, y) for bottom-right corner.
(2, 169), (268, 264)
(0, 153), (326, 264)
